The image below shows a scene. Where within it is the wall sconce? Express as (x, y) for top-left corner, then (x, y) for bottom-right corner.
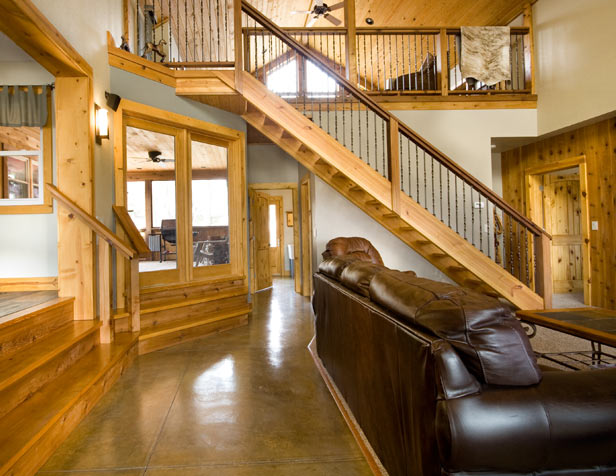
(95, 104), (109, 144)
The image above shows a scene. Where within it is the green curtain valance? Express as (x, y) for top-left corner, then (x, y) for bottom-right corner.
(0, 85), (48, 127)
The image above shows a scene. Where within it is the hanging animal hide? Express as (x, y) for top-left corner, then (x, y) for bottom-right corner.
(461, 27), (511, 86)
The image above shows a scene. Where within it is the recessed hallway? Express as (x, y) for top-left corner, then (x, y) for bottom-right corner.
(38, 278), (371, 476)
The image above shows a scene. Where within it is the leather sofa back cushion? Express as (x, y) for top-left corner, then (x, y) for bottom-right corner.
(340, 263), (416, 297)
(318, 256), (361, 281)
(322, 237), (384, 265)
(370, 271), (542, 386)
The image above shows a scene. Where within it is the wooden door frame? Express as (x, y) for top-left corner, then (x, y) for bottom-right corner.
(525, 155), (591, 305)
(114, 99), (247, 302)
(300, 174), (313, 297)
(248, 183), (300, 294)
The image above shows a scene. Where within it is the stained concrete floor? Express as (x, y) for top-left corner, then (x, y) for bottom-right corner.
(38, 278), (371, 475)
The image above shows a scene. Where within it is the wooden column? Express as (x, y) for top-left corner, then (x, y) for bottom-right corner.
(388, 118), (401, 214)
(534, 233), (553, 309)
(233, 0), (243, 93)
(98, 240), (113, 343)
(128, 258), (141, 332)
(344, 0), (357, 83)
(55, 76), (96, 320)
(523, 3), (536, 94)
(438, 29), (449, 96)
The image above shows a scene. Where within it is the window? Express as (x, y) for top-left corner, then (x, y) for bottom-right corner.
(126, 181), (146, 230)
(269, 203), (277, 248)
(306, 61), (337, 98)
(266, 59), (337, 99)
(0, 127), (45, 203)
(266, 59), (297, 98)
(192, 180), (229, 226)
(152, 180), (176, 228)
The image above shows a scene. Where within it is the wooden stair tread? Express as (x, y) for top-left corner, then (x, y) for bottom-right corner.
(138, 287), (247, 316)
(0, 321), (100, 393)
(139, 304), (252, 340)
(0, 297), (74, 330)
(0, 333), (138, 471)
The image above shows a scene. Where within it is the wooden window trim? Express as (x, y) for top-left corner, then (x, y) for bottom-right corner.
(0, 93), (53, 214)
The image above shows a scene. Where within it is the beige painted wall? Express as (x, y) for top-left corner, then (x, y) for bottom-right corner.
(393, 109), (538, 188)
(0, 33), (57, 278)
(534, 0), (616, 134)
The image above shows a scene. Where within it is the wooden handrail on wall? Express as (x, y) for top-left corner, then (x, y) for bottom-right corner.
(240, 1), (551, 304)
(46, 184), (140, 342)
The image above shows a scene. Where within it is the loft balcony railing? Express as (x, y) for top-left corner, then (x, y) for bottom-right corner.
(128, 1), (535, 96)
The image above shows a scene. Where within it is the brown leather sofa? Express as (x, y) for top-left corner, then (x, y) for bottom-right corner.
(313, 251), (616, 475)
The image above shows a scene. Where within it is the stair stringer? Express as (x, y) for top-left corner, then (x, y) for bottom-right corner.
(232, 72), (544, 310)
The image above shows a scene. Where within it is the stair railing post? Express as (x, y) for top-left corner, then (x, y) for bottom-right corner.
(343, 0), (357, 83)
(234, 0), (243, 93)
(438, 28), (449, 96)
(128, 257), (141, 332)
(523, 3), (536, 94)
(534, 232), (552, 309)
(98, 239), (113, 344)
(388, 118), (401, 214)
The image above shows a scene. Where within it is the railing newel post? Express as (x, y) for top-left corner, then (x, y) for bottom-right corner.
(533, 232), (553, 309)
(438, 28), (449, 96)
(343, 0), (357, 84)
(234, 0), (243, 92)
(388, 118), (401, 213)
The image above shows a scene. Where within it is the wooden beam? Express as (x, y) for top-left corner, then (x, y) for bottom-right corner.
(234, 0), (244, 93)
(438, 28), (449, 96)
(112, 205), (151, 257)
(98, 241), (113, 344)
(344, 0), (357, 83)
(523, 3), (536, 95)
(388, 118), (401, 214)
(128, 259), (141, 332)
(534, 232), (553, 309)
(0, 0), (92, 77)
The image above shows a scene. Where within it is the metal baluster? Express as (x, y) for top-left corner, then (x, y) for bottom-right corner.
(388, 34), (394, 89)
(415, 143), (419, 201)
(420, 34), (424, 90)
(376, 35), (381, 92)
(471, 189), (475, 246)
(508, 215), (514, 274)
(431, 157), (435, 215)
(447, 169), (451, 227)
(382, 118), (386, 177)
(342, 85), (346, 147)
(407, 138), (411, 199)
(463, 184), (467, 240)
(525, 228), (530, 286)
(224, 0), (229, 61)
(479, 193), (483, 252)
(363, 34), (368, 89)
(432, 34), (436, 89)
(517, 222), (522, 280)
(439, 164), (443, 221)
(423, 150), (427, 209)
(414, 34), (418, 90)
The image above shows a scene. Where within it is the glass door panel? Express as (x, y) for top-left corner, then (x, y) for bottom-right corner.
(126, 124), (177, 273)
(190, 138), (230, 268)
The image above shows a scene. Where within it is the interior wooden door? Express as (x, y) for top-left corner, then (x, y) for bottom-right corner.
(300, 175), (313, 297)
(252, 191), (273, 291)
(267, 195), (283, 277)
(542, 171), (583, 294)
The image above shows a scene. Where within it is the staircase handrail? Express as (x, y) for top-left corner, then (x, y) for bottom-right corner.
(240, 0), (546, 239)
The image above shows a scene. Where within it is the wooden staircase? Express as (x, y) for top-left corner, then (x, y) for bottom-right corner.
(0, 297), (137, 476)
(234, 70), (543, 309)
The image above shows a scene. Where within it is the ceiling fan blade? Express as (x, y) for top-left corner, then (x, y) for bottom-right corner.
(328, 2), (345, 11)
(306, 16), (318, 27)
(161, 158), (175, 162)
(324, 14), (342, 26)
(291, 10), (312, 14)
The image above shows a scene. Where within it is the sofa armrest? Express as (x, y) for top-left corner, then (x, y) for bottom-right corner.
(433, 340), (481, 400)
(436, 368), (616, 473)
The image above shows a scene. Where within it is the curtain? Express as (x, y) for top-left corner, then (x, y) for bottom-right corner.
(0, 85), (48, 127)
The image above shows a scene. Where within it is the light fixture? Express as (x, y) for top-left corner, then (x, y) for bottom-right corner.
(365, 17), (374, 25)
(95, 104), (109, 144)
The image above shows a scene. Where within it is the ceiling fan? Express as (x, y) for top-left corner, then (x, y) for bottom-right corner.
(128, 150), (175, 168)
(291, 0), (344, 27)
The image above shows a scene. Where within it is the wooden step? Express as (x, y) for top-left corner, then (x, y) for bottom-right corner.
(0, 321), (100, 420)
(0, 333), (138, 476)
(0, 297), (74, 358)
(0, 321), (100, 395)
(138, 304), (251, 354)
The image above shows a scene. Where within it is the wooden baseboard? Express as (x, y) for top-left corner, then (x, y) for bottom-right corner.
(0, 277), (58, 292)
(308, 338), (387, 476)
